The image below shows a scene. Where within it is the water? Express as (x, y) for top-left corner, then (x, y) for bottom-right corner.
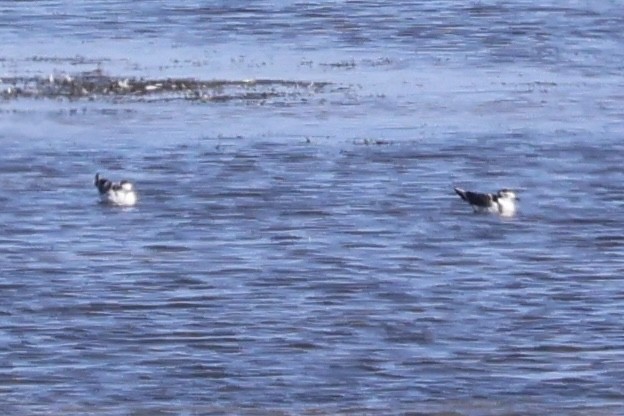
(1, 1), (624, 415)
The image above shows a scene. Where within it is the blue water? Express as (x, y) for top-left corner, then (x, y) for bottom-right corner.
(1, 2), (624, 415)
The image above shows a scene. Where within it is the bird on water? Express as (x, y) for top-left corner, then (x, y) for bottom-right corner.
(454, 187), (518, 216)
(94, 173), (137, 206)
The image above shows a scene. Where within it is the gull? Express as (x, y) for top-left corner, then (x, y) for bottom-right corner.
(94, 173), (138, 206)
(454, 187), (518, 216)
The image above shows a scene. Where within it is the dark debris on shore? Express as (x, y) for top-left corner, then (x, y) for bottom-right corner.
(0, 69), (332, 104)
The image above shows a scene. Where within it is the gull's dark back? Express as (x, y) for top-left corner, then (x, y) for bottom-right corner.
(94, 173), (112, 194)
(454, 188), (494, 207)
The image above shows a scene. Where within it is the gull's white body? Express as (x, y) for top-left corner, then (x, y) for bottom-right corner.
(495, 195), (517, 216)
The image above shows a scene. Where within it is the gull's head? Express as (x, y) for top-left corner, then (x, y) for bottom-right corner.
(120, 181), (134, 191)
(497, 189), (518, 200)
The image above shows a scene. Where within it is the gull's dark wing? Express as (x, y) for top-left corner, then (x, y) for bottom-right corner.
(455, 188), (493, 207)
(94, 173), (112, 194)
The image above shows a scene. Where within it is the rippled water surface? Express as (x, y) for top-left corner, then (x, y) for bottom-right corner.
(1, 1), (624, 415)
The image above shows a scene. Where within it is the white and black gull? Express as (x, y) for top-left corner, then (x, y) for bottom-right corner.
(95, 173), (137, 206)
(454, 187), (518, 216)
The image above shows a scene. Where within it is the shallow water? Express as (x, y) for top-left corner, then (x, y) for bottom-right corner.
(1, 1), (624, 415)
